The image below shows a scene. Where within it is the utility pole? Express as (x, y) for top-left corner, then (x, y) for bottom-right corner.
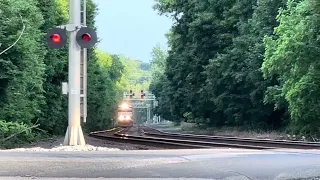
(46, 0), (97, 146)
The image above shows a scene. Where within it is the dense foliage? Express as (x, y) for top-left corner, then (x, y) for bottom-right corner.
(262, 0), (320, 135)
(151, 0), (320, 137)
(0, 0), (150, 148)
(2, 0), (319, 148)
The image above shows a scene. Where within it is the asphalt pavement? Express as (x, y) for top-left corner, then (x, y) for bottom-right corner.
(0, 148), (319, 180)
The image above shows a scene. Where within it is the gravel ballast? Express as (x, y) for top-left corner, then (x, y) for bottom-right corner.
(0, 134), (164, 152)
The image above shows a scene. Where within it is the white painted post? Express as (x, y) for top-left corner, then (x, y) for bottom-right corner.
(64, 0), (85, 146)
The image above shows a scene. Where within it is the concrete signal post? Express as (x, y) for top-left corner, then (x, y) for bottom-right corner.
(46, 0), (97, 146)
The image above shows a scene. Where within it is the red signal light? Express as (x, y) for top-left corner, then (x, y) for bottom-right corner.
(47, 28), (67, 49)
(140, 90), (145, 99)
(82, 33), (91, 42)
(51, 34), (61, 43)
(129, 90), (133, 99)
(76, 27), (97, 48)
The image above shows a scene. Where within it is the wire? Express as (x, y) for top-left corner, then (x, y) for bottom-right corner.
(0, 13), (26, 55)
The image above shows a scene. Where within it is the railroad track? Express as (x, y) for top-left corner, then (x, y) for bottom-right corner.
(90, 127), (124, 134)
(89, 126), (212, 149)
(89, 126), (276, 149)
(141, 125), (320, 150)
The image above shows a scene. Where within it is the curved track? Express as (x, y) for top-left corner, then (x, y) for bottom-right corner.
(89, 126), (275, 149)
(89, 126), (212, 149)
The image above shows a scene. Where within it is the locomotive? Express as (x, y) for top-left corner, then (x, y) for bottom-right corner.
(116, 102), (134, 127)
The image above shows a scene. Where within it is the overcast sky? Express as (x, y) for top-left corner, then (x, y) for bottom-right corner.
(93, 0), (172, 62)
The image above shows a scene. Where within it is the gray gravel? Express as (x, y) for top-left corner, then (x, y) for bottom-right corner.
(1, 133), (165, 152)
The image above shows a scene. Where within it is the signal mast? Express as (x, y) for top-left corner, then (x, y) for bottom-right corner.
(46, 0), (97, 146)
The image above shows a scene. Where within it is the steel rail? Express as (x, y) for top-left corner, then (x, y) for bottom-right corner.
(89, 126), (273, 150)
(141, 126), (320, 150)
(114, 133), (273, 149)
(89, 132), (210, 149)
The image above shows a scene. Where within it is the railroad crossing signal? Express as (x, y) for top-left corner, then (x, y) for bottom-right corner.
(76, 27), (97, 48)
(47, 27), (97, 49)
(122, 92), (156, 122)
(123, 91), (155, 101)
(129, 90), (135, 99)
(46, 28), (67, 49)
(44, 0), (99, 146)
(140, 90), (145, 99)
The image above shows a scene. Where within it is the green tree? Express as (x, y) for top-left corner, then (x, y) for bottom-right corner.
(262, 0), (320, 136)
(154, 0), (258, 124)
(118, 55), (151, 94)
(149, 43), (172, 120)
(36, 0), (69, 134)
(0, 0), (45, 125)
(150, 43), (167, 81)
(152, 0), (293, 131)
(0, 0), (146, 148)
(205, 0), (288, 129)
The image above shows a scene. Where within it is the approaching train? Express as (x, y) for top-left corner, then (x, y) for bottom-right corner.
(116, 102), (134, 127)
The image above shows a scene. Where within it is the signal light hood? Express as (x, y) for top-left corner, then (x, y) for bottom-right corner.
(46, 28), (67, 49)
(76, 27), (97, 48)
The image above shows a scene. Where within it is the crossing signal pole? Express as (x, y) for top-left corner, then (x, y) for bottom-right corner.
(65, 0), (83, 146)
(46, 0), (97, 146)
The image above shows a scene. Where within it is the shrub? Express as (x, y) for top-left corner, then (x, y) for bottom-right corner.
(0, 120), (40, 149)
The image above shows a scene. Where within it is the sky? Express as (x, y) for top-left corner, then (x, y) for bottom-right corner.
(93, 0), (173, 63)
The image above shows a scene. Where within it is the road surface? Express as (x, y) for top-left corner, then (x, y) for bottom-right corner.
(0, 148), (319, 179)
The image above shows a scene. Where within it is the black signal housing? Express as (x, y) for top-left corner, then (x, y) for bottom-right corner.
(46, 28), (67, 49)
(76, 27), (97, 48)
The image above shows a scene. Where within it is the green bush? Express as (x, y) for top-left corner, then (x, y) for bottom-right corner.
(0, 120), (39, 149)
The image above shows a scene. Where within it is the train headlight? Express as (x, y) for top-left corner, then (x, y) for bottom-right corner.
(119, 115), (125, 120)
(125, 116), (131, 120)
(120, 103), (129, 109)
